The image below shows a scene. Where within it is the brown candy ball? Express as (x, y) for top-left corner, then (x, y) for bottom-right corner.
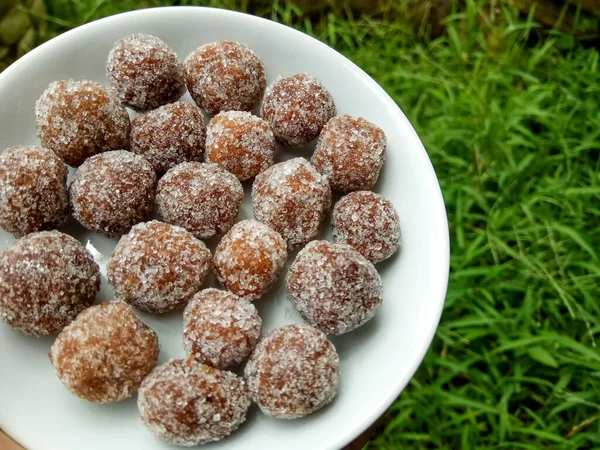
(287, 240), (383, 335)
(138, 359), (250, 446)
(107, 34), (186, 112)
(69, 150), (156, 237)
(244, 324), (339, 419)
(214, 220), (287, 301)
(0, 146), (68, 237)
(49, 301), (158, 403)
(35, 80), (130, 167)
(108, 221), (212, 314)
(205, 111), (275, 181)
(131, 102), (206, 173)
(183, 289), (262, 369)
(0, 231), (100, 335)
(156, 162), (243, 239)
(184, 40), (266, 114)
(261, 73), (336, 147)
(252, 158), (331, 251)
(312, 114), (386, 192)
(332, 191), (401, 263)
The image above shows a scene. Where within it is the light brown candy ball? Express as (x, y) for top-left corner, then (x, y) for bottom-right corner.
(107, 34), (186, 112)
(287, 240), (383, 335)
(131, 102), (206, 173)
(0, 231), (100, 336)
(107, 221), (212, 313)
(251, 158), (331, 251)
(312, 114), (386, 192)
(214, 220), (287, 301)
(244, 324), (340, 419)
(138, 359), (250, 446)
(69, 150), (156, 237)
(49, 301), (158, 402)
(205, 111), (275, 181)
(261, 73), (336, 147)
(0, 146), (68, 237)
(35, 80), (130, 167)
(184, 40), (266, 114)
(332, 191), (401, 263)
(183, 289), (262, 369)
(156, 162), (243, 239)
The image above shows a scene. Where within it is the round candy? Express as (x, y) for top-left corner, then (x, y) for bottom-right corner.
(184, 40), (266, 114)
(214, 220), (287, 301)
(252, 158), (331, 251)
(108, 221), (212, 314)
(156, 162), (243, 239)
(312, 114), (386, 192)
(35, 80), (130, 167)
(138, 359), (250, 446)
(131, 102), (206, 173)
(50, 301), (158, 403)
(107, 33), (186, 112)
(287, 240), (383, 335)
(69, 150), (156, 237)
(0, 146), (68, 237)
(205, 111), (275, 181)
(183, 289), (261, 369)
(332, 191), (401, 263)
(261, 73), (336, 147)
(244, 324), (339, 419)
(0, 231), (100, 335)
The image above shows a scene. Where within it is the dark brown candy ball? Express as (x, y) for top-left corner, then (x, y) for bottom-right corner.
(138, 359), (250, 446)
(107, 33), (186, 112)
(69, 150), (156, 237)
(244, 324), (340, 419)
(0, 146), (68, 237)
(0, 231), (100, 335)
(312, 114), (386, 192)
(261, 73), (336, 147)
(35, 80), (130, 167)
(49, 301), (159, 402)
(184, 40), (265, 114)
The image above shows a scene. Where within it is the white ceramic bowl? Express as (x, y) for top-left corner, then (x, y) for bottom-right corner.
(0, 7), (449, 450)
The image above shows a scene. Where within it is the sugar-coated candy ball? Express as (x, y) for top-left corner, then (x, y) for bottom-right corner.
(244, 324), (339, 419)
(0, 146), (68, 237)
(35, 80), (130, 167)
(50, 301), (158, 402)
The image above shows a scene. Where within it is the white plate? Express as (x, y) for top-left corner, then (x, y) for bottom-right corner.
(0, 7), (449, 450)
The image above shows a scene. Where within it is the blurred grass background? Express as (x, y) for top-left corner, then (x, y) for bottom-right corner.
(2, 0), (600, 448)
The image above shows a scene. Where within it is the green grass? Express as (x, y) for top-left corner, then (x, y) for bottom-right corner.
(18, 0), (600, 448)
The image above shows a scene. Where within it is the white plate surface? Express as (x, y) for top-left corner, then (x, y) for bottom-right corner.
(0, 7), (449, 450)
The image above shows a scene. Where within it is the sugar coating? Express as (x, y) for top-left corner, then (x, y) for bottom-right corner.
(251, 158), (331, 251)
(131, 102), (206, 173)
(184, 40), (266, 114)
(49, 301), (158, 403)
(205, 111), (275, 181)
(214, 220), (287, 301)
(156, 162), (243, 239)
(138, 358), (250, 446)
(35, 80), (130, 167)
(0, 146), (68, 237)
(69, 150), (156, 237)
(287, 240), (383, 335)
(183, 289), (262, 369)
(244, 324), (339, 419)
(332, 191), (401, 263)
(261, 73), (336, 147)
(0, 231), (99, 336)
(107, 33), (186, 112)
(312, 114), (386, 192)
(108, 221), (211, 314)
